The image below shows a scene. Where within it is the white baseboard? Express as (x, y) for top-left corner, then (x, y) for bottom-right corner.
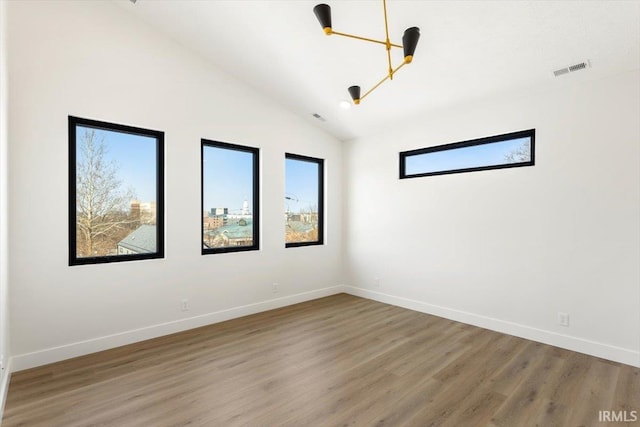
(10, 284), (639, 372)
(344, 286), (640, 368)
(11, 285), (346, 372)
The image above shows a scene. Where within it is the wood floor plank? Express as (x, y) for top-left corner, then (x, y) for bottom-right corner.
(401, 335), (519, 426)
(440, 390), (507, 427)
(383, 322), (471, 376)
(613, 364), (640, 414)
(3, 294), (638, 427)
(564, 359), (620, 426)
(489, 351), (566, 426)
(487, 340), (547, 396)
(525, 398), (570, 427)
(349, 378), (444, 427)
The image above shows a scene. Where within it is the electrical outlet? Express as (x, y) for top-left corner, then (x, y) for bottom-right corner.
(272, 283), (279, 294)
(181, 299), (189, 312)
(374, 277), (381, 288)
(558, 312), (569, 327)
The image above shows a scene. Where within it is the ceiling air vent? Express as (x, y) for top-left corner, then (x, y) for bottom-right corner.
(553, 60), (591, 77)
(312, 113), (326, 122)
(553, 68), (569, 77)
(568, 62), (587, 72)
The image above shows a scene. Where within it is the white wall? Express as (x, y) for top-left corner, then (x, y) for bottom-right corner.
(344, 70), (640, 367)
(5, 0), (639, 373)
(0, 0), (12, 411)
(7, 0), (344, 370)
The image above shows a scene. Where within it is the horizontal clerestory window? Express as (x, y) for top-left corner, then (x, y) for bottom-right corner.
(400, 129), (535, 179)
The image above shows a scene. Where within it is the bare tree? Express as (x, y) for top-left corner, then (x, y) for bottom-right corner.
(75, 129), (137, 256)
(504, 141), (531, 163)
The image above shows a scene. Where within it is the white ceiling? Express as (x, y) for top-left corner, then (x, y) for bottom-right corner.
(116, 0), (640, 142)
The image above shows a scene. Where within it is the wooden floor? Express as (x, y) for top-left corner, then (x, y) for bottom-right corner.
(3, 294), (639, 427)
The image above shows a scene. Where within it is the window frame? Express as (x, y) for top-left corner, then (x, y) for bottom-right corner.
(399, 129), (535, 179)
(201, 139), (260, 255)
(68, 115), (165, 266)
(285, 153), (324, 248)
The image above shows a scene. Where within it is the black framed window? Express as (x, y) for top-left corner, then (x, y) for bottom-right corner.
(400, 129), (535, 179)
(202, 140), (259, 254)
(69, 116), (164, 265)
(285, 153), (324, 247)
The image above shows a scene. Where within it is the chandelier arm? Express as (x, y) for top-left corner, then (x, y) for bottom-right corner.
(360, 75), (390, 102)
(395, 60), (407, 71)
(383, 0), (393, 78)
(390, 60), (407, 77)
(360, 60), (408, 102)
(330, 30), (403, 49)
(382, 0), (390, 42)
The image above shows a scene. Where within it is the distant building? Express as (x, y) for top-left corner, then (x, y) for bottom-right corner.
(205, 207), (229, 230)
(285, 220), (317, 244)
(286, 221), (315, 235)
(210, 207), (228, 217)
(140, 202), (156, 222)
(206, 200), (251, 230)
(204, 219), (253, 248)
(286, 212), (318, 224)
(117, 224), (156, 254)
(227, 199), (253, 220)
(130, 200), (157, 224)
(130, 200), (141, 219)
(203, 215), (225, 231)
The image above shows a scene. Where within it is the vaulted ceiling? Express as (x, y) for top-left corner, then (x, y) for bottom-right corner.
(117, 1), (640, 141)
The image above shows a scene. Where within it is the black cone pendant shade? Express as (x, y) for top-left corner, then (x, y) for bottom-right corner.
(402, 27), (420, 63)
(348, 86), (361, 104)
(313, 4), (332, 34)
